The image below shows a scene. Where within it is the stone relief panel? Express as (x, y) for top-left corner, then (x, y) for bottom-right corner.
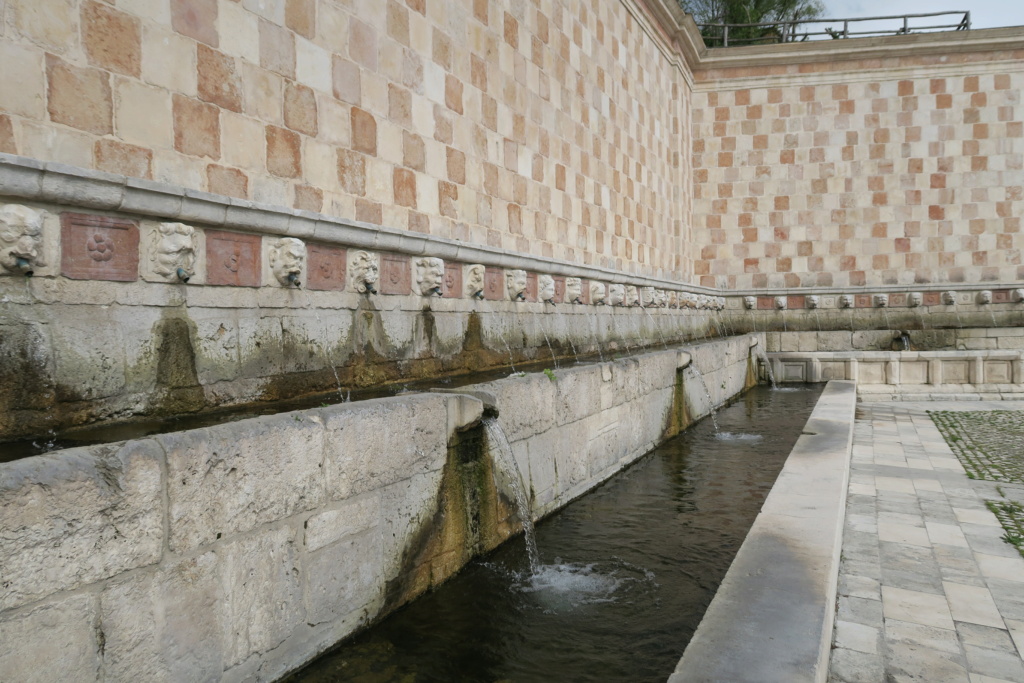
(524, 272), (538, 302)
(379, 253), (411, 295)
(483, 267), (504, 301)
(306, 245), (346, 291)
(206, 230), (261, 287)
(552, 276), (565, 304)
(143, 222), (201, 284)
(61, 212), (139, 282)
(589, 281), (606, 305)
(0, 204), (46, 277)
(347, 250), (380, 294)
(266, 237), (306, 287)
(922, 292), (942, 307)
(412, 257), (444, 297)
(442, 261), (462, 298)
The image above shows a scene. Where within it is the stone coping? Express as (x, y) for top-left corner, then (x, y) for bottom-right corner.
(0, 153), (717, 295)
(670, 380), (857, 683)
(770, 350), (1024, 361)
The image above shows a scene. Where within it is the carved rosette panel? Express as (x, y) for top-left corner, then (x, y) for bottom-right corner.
(61, 212), (139, 281)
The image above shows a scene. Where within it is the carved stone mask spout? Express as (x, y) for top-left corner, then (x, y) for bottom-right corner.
(0, 204), (45, 277)
(270, 237), (306, 287)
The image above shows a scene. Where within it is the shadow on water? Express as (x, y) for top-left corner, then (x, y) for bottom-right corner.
(283, 384), (824, 683)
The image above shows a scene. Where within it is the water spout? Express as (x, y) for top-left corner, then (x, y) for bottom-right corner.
(364, 282), (377, 294)
(14, 257), (33, 276)
(175, 267), (190, 283)
(286, 271), (301, 288)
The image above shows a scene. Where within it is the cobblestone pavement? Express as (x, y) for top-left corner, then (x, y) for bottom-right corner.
(829, 402), (1024, 683)
(931, 410), (1024, 484)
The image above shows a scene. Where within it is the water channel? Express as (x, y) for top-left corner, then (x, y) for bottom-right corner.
(283, 384), (823, 683)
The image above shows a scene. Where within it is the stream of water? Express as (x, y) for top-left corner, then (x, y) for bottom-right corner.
(284, 385), (823, 683)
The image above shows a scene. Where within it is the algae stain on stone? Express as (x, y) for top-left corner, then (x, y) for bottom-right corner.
(150, 314), (205, 416)
(379, 423), (514, 620)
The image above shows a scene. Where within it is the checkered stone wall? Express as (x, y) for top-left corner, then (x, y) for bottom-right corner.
(692, 57), (1024, 289)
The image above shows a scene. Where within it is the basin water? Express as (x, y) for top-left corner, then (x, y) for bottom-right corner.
(282, 384), (823, 683)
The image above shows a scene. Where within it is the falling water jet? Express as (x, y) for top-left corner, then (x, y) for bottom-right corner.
(299, 288), (345, 400)
(640, 304), (670, 350)
(483, 417), (539, 573)
(684, 362), (719, 433)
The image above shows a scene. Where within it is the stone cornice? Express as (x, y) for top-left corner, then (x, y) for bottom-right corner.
(630, 3), (1024, 76)
(0, 153), (720, 295)
(694, 25), (1024, 73)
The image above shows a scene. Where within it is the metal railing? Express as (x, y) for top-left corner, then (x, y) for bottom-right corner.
(698, 11), (970, 47)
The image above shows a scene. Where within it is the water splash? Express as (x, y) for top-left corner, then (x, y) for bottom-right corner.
(484, 417), (539, 572)
(507, 558), (657, 612)
(715, 431), (763, 442)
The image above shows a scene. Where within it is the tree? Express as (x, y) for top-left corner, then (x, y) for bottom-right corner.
(681, 0), (825, 45)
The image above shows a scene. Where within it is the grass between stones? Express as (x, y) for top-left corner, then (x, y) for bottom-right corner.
(930, 410), (1024, 559)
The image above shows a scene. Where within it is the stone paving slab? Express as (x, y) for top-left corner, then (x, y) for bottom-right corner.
(829, 401), (1024, 683)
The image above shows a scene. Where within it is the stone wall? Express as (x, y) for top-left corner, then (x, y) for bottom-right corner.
(0, 190), (728, 442)
(0, 336), (759, 683)
(0, 0), (692, 280)
(691, 32), (1024, 290)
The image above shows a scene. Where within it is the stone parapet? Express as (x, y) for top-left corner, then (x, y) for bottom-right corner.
(0, 336), (761, 682)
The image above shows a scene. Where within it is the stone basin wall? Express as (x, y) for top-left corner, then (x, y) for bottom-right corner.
(0, 335), (760, 683)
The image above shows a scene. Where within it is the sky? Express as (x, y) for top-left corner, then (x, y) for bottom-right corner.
(825, 0), (1024, 30)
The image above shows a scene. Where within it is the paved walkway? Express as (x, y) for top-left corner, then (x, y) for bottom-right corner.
(829, 401), (1024, 683)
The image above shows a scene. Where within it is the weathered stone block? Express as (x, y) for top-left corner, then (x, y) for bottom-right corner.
(479, 373), (556, 442)
(0, 593), (100, 682)
(221, 527), (303, 667)
(100, 552), (223, 683)
(553, 365), (602, 426)
(305, 528), (385, 626)
(159, 413), (326, 552)
(0, 439), (163, 610)
(320, 395), (448, 500)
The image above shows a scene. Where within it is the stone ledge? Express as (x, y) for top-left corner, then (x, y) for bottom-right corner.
(671, 380), (856, 683)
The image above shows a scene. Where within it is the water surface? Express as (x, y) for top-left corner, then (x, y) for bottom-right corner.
(285, 384), (823, 683)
